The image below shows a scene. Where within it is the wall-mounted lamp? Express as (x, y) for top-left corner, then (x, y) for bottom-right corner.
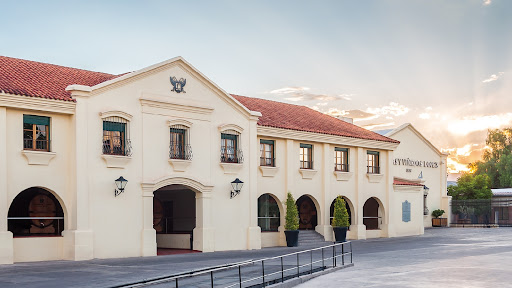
(115, 176), (128, 197)
(423, 185), (429, 196)
(230, 178), (244, 199)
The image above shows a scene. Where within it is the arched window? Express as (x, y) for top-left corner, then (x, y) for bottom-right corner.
(330, 197), (352, 226)
(8, 187), (64, 237)
(363, 197), (381, 230)
(258, 194), (280, 232)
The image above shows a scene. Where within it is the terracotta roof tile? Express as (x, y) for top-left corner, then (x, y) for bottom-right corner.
(0, 56), (121, 102)
(232, 94), (399, 144)
(393, 179), (424, 186)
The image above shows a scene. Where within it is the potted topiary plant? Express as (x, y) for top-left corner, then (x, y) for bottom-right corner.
(284, 192), (299, 247)
(431, 209), (447, 227)
(332, 196), (349, 242)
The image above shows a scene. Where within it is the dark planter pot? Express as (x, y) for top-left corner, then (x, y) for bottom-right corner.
(333, 226), (348, 243)
(284, 230), (299, 247)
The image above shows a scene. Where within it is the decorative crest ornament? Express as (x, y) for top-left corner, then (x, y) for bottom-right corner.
(170, 76), (186, 93)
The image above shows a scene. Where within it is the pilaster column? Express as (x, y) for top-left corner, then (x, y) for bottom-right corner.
(352, 147), (366, 239)
(194, 192), (215, 252)
(141, 187), (156, 256)
(62, 86), (94, 261)
(381, 150), (395, 237)
(0, 106), (13, 264)
(246, 119), (261, 249)
(317, 143), (333, 241)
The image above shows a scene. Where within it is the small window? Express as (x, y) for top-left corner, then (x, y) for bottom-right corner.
(260, 140), (275, 167)
(103, 117), (131, 156)
(258, 194), (280, 232)
(170, 125), (192, 160)
(221, 132), (242, 163)
(367, 151), (380, 174)
(23, 115), (50, 151)
(300, 144), (313, 169)
(334, 147), (349, 172)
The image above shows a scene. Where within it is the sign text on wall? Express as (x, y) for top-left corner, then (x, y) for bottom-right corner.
(393, 158), (438, 168)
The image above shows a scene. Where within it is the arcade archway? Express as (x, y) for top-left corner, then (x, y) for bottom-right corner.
(329, 196), (353, 226)
(296, 195), (318, 230)
(363, 197), (383, 230)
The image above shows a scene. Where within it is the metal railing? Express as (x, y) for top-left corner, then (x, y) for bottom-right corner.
(259, 157), (275, 167)
(366, 165), (380, 174)
(23, 139), (51, 151)
(334, 163), (349, 172)
(103, 138), (132, 156)
(113, 241), (352, 288)
(169, 144), (193, 160)
(8, 217), (64, 237)
(220, 148), (244, 164)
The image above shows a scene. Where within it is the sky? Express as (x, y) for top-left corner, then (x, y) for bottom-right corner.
(1, 0), (511, 176)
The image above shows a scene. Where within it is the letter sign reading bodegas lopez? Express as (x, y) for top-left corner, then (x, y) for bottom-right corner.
(393, 158), (438, 168)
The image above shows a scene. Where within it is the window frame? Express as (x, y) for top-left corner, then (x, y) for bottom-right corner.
(334, 147), (349, 172)
(170, 128), (186, 160)
(299, 143), (313, 169)
(260, 139), (275, 167)
(23, 115), (50, 152)
(367, 151), (380, 174)
(102, 117), (131, 156)
(221, 133), (240, 163)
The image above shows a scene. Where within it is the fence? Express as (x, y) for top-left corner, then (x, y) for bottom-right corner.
(450, 199), (512, 226)
(112, 241), (353, 288)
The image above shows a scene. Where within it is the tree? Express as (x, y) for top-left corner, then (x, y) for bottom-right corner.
(332, 196), (349, 227)
(447, 173), (492, 200)
(470, 128), (512, 188)
(284, 192), (299, 231)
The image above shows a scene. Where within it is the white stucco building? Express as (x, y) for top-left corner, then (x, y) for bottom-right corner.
(0, 56), (449, 264)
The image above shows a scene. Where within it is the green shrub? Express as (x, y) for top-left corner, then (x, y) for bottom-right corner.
(284, 192), (299, 230)
(431, 209), (445, 218)
(332, 196), (349, 227)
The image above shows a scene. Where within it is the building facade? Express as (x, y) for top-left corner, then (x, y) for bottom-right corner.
(0, 56), (448, 264)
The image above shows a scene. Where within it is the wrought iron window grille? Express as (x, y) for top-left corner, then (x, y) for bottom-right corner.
(103, 138), (132, 156)
(260, 157), (275, 167)
(220, 148), (243, 163)
(300, 160), (314, 169)
(169, 144), (193, 160)
(335, 164), (349, 172)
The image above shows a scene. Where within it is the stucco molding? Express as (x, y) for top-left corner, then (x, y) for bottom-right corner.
(99, 110), (133, 121)
(257, 126), (399, 151)
(383, 123), (447, 157)
(101, 155), (131, 168)
(299, 169), (318, 179)
(140, 95), (214, 115)
(21, 150), (56, 165)
(259, 166), (279, 177)
(393, 185), (424, 192)
(218, 124), (244, 134)
(0, 92), (75, 114)
(366, 173), (384, 183)
(333, 171), (353, 181)
(220, 162), (243, 174)
(141, 176), (214, 194)
(168, 159), (192, 172)
(168, 119), (193, 128)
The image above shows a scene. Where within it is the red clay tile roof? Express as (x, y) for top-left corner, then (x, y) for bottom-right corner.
(232, 94), (399, 143)
(0, 56), (121, 102)
(393, 179), (424, 186)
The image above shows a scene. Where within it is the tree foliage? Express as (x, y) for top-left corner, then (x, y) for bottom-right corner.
(332, 196), (349, 227)
(447, 173), (492, 200)
(284, 192), (299, 230)
(470, 128), (512, 188)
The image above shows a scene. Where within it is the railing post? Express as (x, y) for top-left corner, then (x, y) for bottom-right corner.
(310, 250), (313, 274)
(281, 257), (284, 283)
(262, 260), (265, 287)
(239, 265), (242, 288)
(334, 244), (337, 267)
(350, 241), (353, 264)
(210, 271), (214, 287)
(322, 248), (325, 270)
(297, 253), (300, 278)
(342, 243), (345, 266)
(176, 278), (178, 288)
(332, 245), (335, 267)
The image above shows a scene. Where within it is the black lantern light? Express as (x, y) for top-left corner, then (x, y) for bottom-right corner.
(230, 178), (244, 199)
(115, 176), (128, 197)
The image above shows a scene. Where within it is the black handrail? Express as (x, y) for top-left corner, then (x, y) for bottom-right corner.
(112, 241), (352, 288)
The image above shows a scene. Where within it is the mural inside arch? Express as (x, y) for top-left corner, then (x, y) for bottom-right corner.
(296, 195), (317, 230)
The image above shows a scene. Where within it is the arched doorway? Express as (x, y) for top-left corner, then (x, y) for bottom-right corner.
(154, 185), (196, 251)
(330, 197), (352, 226)
(257, 194), (281, 232)
(8, 187), (65, 237)
(296, 195), (318, 230)
(363, 197), (382, 230)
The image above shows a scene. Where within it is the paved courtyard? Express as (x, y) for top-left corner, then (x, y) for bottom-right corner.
(0, 228), (510, 287)
(298, 228), (512, 288)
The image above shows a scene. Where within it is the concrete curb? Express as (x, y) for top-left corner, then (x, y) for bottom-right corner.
(268, 263), (355, 288)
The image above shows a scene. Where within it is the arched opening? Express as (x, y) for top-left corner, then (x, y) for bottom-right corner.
(257, 194), (281, 232)
(330, 197), (353, 227)
(296, 195), (318, 230)
(8, 187), (64, 237)
(363, 197), (382, 230)
(154, 185), (196, 251)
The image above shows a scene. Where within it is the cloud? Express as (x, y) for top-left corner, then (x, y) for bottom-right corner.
(447, 113), (512, 135)
(362, 122), (396, 130)
(366, 102), (409, 117)
(269, 87), (353, 102)
(419, 113), (431, 119)
(441, 144), (488, 173)
(316, 102), (329, 106)
(482, 72), (504, 83)
(483, 0), (492, 6)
